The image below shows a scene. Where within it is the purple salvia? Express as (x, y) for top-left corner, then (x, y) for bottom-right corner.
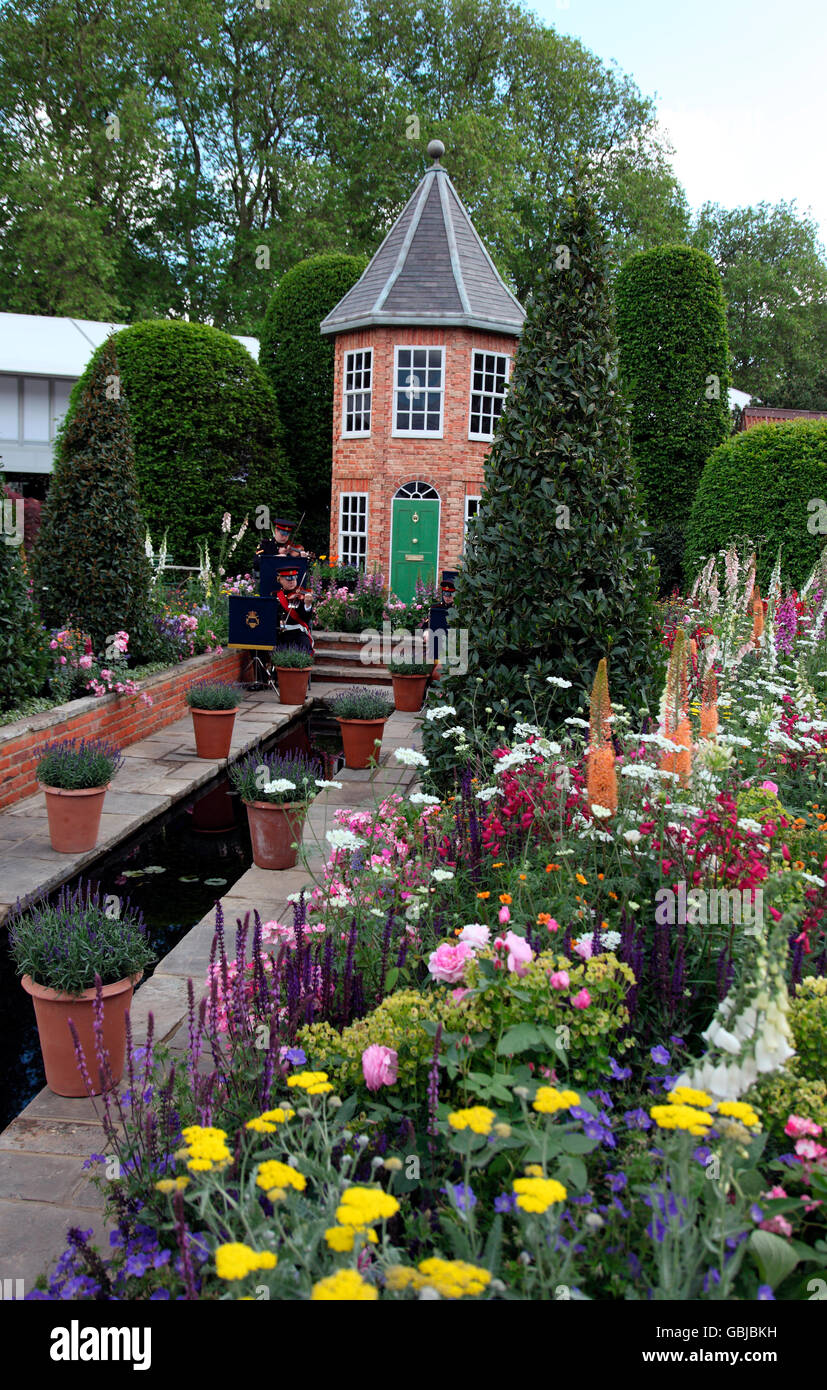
(427, 1023), (443, 1144)
(173, 1190), (198, 1300)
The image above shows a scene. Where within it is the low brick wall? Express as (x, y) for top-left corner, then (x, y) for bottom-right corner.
(0, 649), (245, 811)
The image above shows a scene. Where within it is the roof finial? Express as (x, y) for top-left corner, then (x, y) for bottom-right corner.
(427, 138), (445, 166)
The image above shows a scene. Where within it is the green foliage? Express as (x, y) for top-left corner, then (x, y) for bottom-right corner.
(736, 787), (791, 826)
(747, 979), (827, 1147)
(691, 201), (827, 411)
(298, 990), (443, 1095)
(259, 253), (367, 554)
(0, 481), (48, 712)
(272, 646), (314, 669)
(0, 0), (689, 328)
(788, 978), (827, 1083)
(427, 196), (663, 780)
(615, 244), (731, 593)
(684, 422), (827, 589)
(34, 339), (152, 656)
(55, 321), (294, 568)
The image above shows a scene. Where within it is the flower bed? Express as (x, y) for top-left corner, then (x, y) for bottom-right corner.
(26, 541), (827, 1303)
(0, 649), (244, 811)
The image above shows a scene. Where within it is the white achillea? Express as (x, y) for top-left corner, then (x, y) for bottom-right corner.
(325, 829), (367, 852)
(394, 747), (429, 766)
(424, 705), (456, 722)
(475, 786), (498, 801)
(408, 792), (441, 806)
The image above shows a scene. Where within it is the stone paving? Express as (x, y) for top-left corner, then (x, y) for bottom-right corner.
(0, 687), (422, 1292)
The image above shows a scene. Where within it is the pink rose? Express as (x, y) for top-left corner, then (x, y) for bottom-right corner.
(60, 655), (67, 665)
(763, 1186), (788, 1200)
(361, 1044), (399, 1092)
(571, 989), (591, 1010)
(549, 970), (570, 990)
(451, 987), (471, 1003)
(785, 1114), (823, 1138)
(760, 780), (778, 795)
(79, 654), (93, 669)
(502, 930), (533, 978)
(459, 923), (490, 950)
(428, 940), (473, 983)
(49, 639), (57, 649)
(498, 904), (510, 925)
(574, 938), (593, 960)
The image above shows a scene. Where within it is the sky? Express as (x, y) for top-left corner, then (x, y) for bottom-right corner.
(528, 0), (827, 252)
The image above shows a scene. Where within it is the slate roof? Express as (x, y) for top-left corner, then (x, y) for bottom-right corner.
(320, 148), (524, 337)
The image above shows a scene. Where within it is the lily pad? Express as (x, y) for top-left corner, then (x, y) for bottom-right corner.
(179, 875), (199, 883)
(203, 877), (228, 886)
(143, 866), (167, 874)
(121, 869), (146, 878)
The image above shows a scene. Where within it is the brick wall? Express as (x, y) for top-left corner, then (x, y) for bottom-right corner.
(330, 325), (518, 575)
(0, 649), (244, 812)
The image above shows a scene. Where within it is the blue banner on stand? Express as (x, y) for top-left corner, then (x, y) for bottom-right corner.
(227, 595), (281, 649)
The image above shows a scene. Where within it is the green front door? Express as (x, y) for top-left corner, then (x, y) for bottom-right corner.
(390, 498), (440, 604)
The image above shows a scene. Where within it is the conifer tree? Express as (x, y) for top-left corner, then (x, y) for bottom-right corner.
(426, 195), (662, 774)
(35, 338), (151, 655)
(0, 474), (47, 711)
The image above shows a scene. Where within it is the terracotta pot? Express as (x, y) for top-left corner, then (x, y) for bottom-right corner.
(431, 663), (441, 685)
(190, 706), (238, 759)
(335, 717), (388, 770)
(21, 972), (142, 1097)
(244, 799), (309, 870)
(275, 666), (312, 705)
(391, 672), (429, 712)
(41, 783), (109, 854)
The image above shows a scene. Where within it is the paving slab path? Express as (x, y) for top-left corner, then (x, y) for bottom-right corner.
(0, 686), (423, 1293)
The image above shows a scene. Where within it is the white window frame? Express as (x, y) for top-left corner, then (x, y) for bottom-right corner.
(392, 346), (444, 439)
(0, 375), (75, 444)
(464, 494), (482, 552)
(338, 491), (369, 570)
(468, 350), (511, 441)
(341, 349), (372, 438)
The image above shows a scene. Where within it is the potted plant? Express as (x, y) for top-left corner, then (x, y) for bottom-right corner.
(229, 748), (321, 869)
(186, 680), (242, 759)
(388, 657), (433, 712)
(37, 737), (124, 854)
(326, 687), (395, 769)
(9, 883), (155, 1097)
(272, 645), (314, 705)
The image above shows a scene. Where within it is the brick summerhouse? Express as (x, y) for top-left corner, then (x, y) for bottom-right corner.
(320, 138), (525, 603)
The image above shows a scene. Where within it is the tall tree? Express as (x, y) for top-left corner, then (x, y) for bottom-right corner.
(691, 201), (827, 409)
(424, 195), (663, 781)
(34, 338), (152, 655)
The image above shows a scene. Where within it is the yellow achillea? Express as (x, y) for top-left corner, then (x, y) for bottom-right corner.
(287, 1070), (330, 1090)
(245, 1107), (295, 1133)
(417, 1258), (492, 1298)
(650, 1103), (714, 1136)
(448, 1106), (496, 1134)
(587, 658), (617, 815)
(324, 1225), (378, 1252)
(532, 1087), (580, 1114)
(311, 1269), (378, 1300)
(179, 1124), (232, 1171)
(667, 1087), (713, 1109)
(335, 1186), (400, 1227)
(155, 1176), (190, 1194)
(512, 1177), (567, 1213)
(255, 1160), (306, 1194)
(716, 1100), (761, 1128)
(215, 1243), (277, 1280)
(385, 1266), (426, 1292)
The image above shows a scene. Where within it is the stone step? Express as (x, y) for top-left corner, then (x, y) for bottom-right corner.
(310, 665), (392, 686)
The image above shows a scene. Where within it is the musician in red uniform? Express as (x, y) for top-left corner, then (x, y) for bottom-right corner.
(254, 518), (312, 577)
(273, 564), (314, 655)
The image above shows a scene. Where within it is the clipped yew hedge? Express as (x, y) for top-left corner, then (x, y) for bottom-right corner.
(56, 320), (295, 563)
(615, 244), (731, 593)
(685, 420), (827, 589)
(259, 252), (367, 554)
